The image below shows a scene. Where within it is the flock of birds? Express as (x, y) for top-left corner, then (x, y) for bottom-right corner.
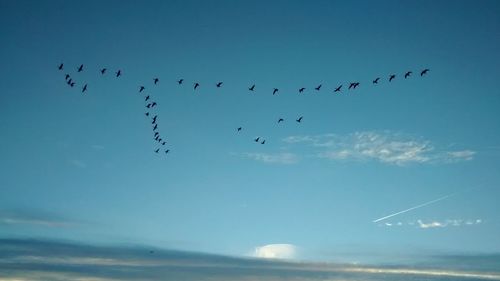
(58, 63), (430, 155)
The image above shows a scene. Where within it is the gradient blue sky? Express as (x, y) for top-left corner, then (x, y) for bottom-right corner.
(1, 0), (500, 262)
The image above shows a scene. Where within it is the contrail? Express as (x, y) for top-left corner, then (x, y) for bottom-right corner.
(372, 193), (455, 223)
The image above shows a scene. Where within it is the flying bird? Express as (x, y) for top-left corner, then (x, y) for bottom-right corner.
(116, 70), (121, 77)
(77, 64), (83, 72)
(165, 149), (170, 154)
(334, 85), (342, 92)
(248, 84), (255, 91)
(177, 79), (184, 84)
(420, 68), (430, 76)
(404, 71), (412, 79)
(139, 86), (145, 93)
(296, 116), (303, 123)
(272, 88), (279, 95)
(153, 78), (159, 84)
(82, 84), (87, 93)
(315, 84), (322, 91)
(254, 137), (260, 142)
(216, 82), (223, 87)
(154, 132), (159, 137)
(299, 87), (305, 93)
(70, 82), (75, 87)
(151, 102), (157, 108)
(278, 118), (284, 123)
(146, 103), (152, 108)
(155, 148), (160, 153)
(100, 68), (106, 75)
(145, 112), (150, 116)
(65, 74), (70, 80)
(194, 82), (200, 90)
(67, 78), (72, 85)
(162, 142), (166, 145)
(261, 140), (266, 144)
(373, 78), (380, 84)
(153, 124), (158, 131)
(58, 63), (64, 70)
(389, 74), (396, 82)
(348, 82), (359, 90)
(237, 127), (242, 132)
(152, 115), (157, 123)
(145, 95), (150, 101)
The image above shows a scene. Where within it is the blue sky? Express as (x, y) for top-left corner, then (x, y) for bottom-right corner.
(1, 0), (500, 263)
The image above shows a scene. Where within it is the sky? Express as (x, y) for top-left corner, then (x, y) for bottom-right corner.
(1, 0), (500, 266)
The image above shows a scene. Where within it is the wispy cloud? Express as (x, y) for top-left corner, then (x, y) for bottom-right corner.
(242, 152), (298, 164)
(379, 219), (483, 229)
(0, 210), (77, 228)
(283, 131), (475, 166)
(253, 244), (297, 259)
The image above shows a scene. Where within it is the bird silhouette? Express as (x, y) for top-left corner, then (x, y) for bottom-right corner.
(65, 74), (70, 80)
(151, 102), (157, 107)
(389, 74), (396, 82)
(420, 69), (430, 76)
(165, 149), (170, 154)
(248, 84), (255, 91)
(154, 132), (159, 137)
(216, 82), (223, 87)
(162, 142), (166, 145)
(139, 86), (145, 93)
(153, 124), (158, 131)
(155, 136), (160, 141)
(77, 64), (83, 72)
(254, 137), (260, 142)
(152, 115), (157, 123)
(58, 63), (64, 70)
(116, 70), (121, 77)
(273, 88), (279, 95)
(296, 116), (303, 123)
(194, 82), (200, 90)
(278, 118), (284, 123)
(158, 138), (163, 142)
(348, 82), (359, 90)
(177, 79), (184, 84)
(146, 103), (152, 108)
(145, 112), (150, 116)
(154, 78), (159, 85)
(70, 82), (75, 87)
(299, 87), (305, 93)
(373, 78), (380, 84)
(315, 84), (322, 91)
(404, 71), (412, 79)
(334, 85), (342, 92)
(67, 78), (72, 85)
(82, 84), (87, 93)
(155, 148), (159, 153)
(261, 140), (266, 144)
(354, 82), (360, 89)
(237, 127), (242, 132)
(145, 95), (150, 101)
(100, 68), (106, 75)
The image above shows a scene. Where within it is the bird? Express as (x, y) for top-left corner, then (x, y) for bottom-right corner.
(420, 68), (430, 76)
(353, 82), (360, 89)
(254, 137), (260, 142)
(152, 115), (157, 123)
(389, 74), (396, 82)
(153, 78), (159, 85)
(261, 140), (266, 144)
(146, 103), (152, 108)
(153, 124), (158, 131)
(272, 88), (279, 95)
(151, 102), (157, 108)
(296, 116), (303, 123)
(65, 74), (70, 80)
(58, 63), (64, 70)
(162, 142), (166, 145)
(165, 149), (170, 154)
(116, 70), (121, 77)
(194, 82), (200, 90)
(154, 132), (159, 137)
(216, 82), (223, 87)
(237, 127), (242, 132)
(155, 148), (160, 153)
(248, 84), (255, 91)
(299, 87), (306, 93)
(158, 138), (163, 142)
(177, 79), (184, 84)
(100, 68), (106, 75)
(404, 71), (412, 79)
(278, 118), (284, 123)
(145, 112), (150, 116)
(82, 84), (87, 93)
(315, 84), (322, 91)
(334, 85), (342, 92)
(77, 64), (83, 72)
(145, 95), (150, 101)
(70, 82), (75, 87)
(67, 78), (72, 85)
(155, 136), (159, 141)
(348, 82), (359, 90)
(373, 78), (380, 84)
(139, 86), (145, 93)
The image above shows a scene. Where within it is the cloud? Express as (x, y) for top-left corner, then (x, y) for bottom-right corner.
(0, 239), (499, 281)
(0, 210), (76, 228)
(253, 244), (297, 259)
(379, 219), (483, 229)
(242, 152), (298, 164)
(283, 131), (475, 166)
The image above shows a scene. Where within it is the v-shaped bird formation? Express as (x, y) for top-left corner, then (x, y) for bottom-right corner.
(57, 62), (430, 156)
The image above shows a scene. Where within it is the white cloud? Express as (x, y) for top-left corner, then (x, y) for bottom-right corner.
(253, 244), (297, 259)
(242, 152), (298, 164)
(380, 219), (483, 229)
(284, 131), (474, 166)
